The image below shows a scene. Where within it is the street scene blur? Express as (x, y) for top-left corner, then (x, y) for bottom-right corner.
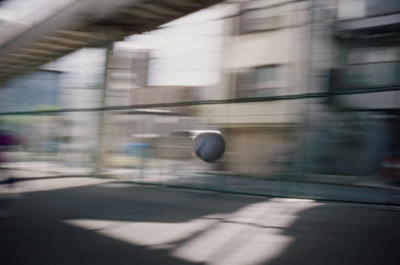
(0, 0), (400, 264)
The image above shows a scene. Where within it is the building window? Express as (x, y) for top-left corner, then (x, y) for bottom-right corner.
(342, 62), (400, 88)
(340, 46), (400, 88)
(346, 47), (400, 65)
(236, 65), (284, 98)
(338, 0), (400, 20)
(365, 0), (400, 17)
(239, 1), (286, 34)
(337, 0), (365, 20)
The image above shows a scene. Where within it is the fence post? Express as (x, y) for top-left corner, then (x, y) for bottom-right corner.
(93, 44), (113, 174)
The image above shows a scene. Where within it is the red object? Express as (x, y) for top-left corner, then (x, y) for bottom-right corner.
(0, 132), (19, 165)
(381, 153), (400, 183)
(0, 133), (16, 147)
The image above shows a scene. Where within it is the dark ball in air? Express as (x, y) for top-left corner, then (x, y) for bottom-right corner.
(194, 132), (225, 163)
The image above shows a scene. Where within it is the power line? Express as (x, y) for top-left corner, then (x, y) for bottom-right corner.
(1, 85), (399, 116)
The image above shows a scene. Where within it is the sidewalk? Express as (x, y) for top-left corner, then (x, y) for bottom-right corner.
(107, 168), (400, 206)
(3, 161), (400, 206)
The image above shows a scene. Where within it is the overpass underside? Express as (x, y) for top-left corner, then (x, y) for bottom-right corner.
(0, 0), (224, 84)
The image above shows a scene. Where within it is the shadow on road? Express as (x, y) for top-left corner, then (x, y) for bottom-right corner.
(265, 204), (400, 265)
(0, 181), (264, 264)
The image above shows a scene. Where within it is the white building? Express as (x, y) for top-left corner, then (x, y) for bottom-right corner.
(197, 0), (310, 176)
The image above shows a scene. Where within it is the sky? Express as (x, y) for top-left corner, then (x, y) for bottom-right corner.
(127, 7), (225, 86)
(0, 0), (74, 23)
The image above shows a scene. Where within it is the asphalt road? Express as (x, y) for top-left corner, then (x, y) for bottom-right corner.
(1, 178), (399, 265)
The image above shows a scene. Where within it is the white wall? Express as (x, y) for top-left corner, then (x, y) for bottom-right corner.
(199, 0), (310, 125)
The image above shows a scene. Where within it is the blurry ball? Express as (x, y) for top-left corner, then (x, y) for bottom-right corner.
(194, 132), (225, 163)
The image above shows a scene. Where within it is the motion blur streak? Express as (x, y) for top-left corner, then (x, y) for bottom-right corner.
(1, 0), (400, 264)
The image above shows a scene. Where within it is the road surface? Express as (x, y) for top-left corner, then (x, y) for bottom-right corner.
(1, 177), (399, 264)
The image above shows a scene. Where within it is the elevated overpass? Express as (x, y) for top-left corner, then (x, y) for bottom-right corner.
(0, 0), (224, 84)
